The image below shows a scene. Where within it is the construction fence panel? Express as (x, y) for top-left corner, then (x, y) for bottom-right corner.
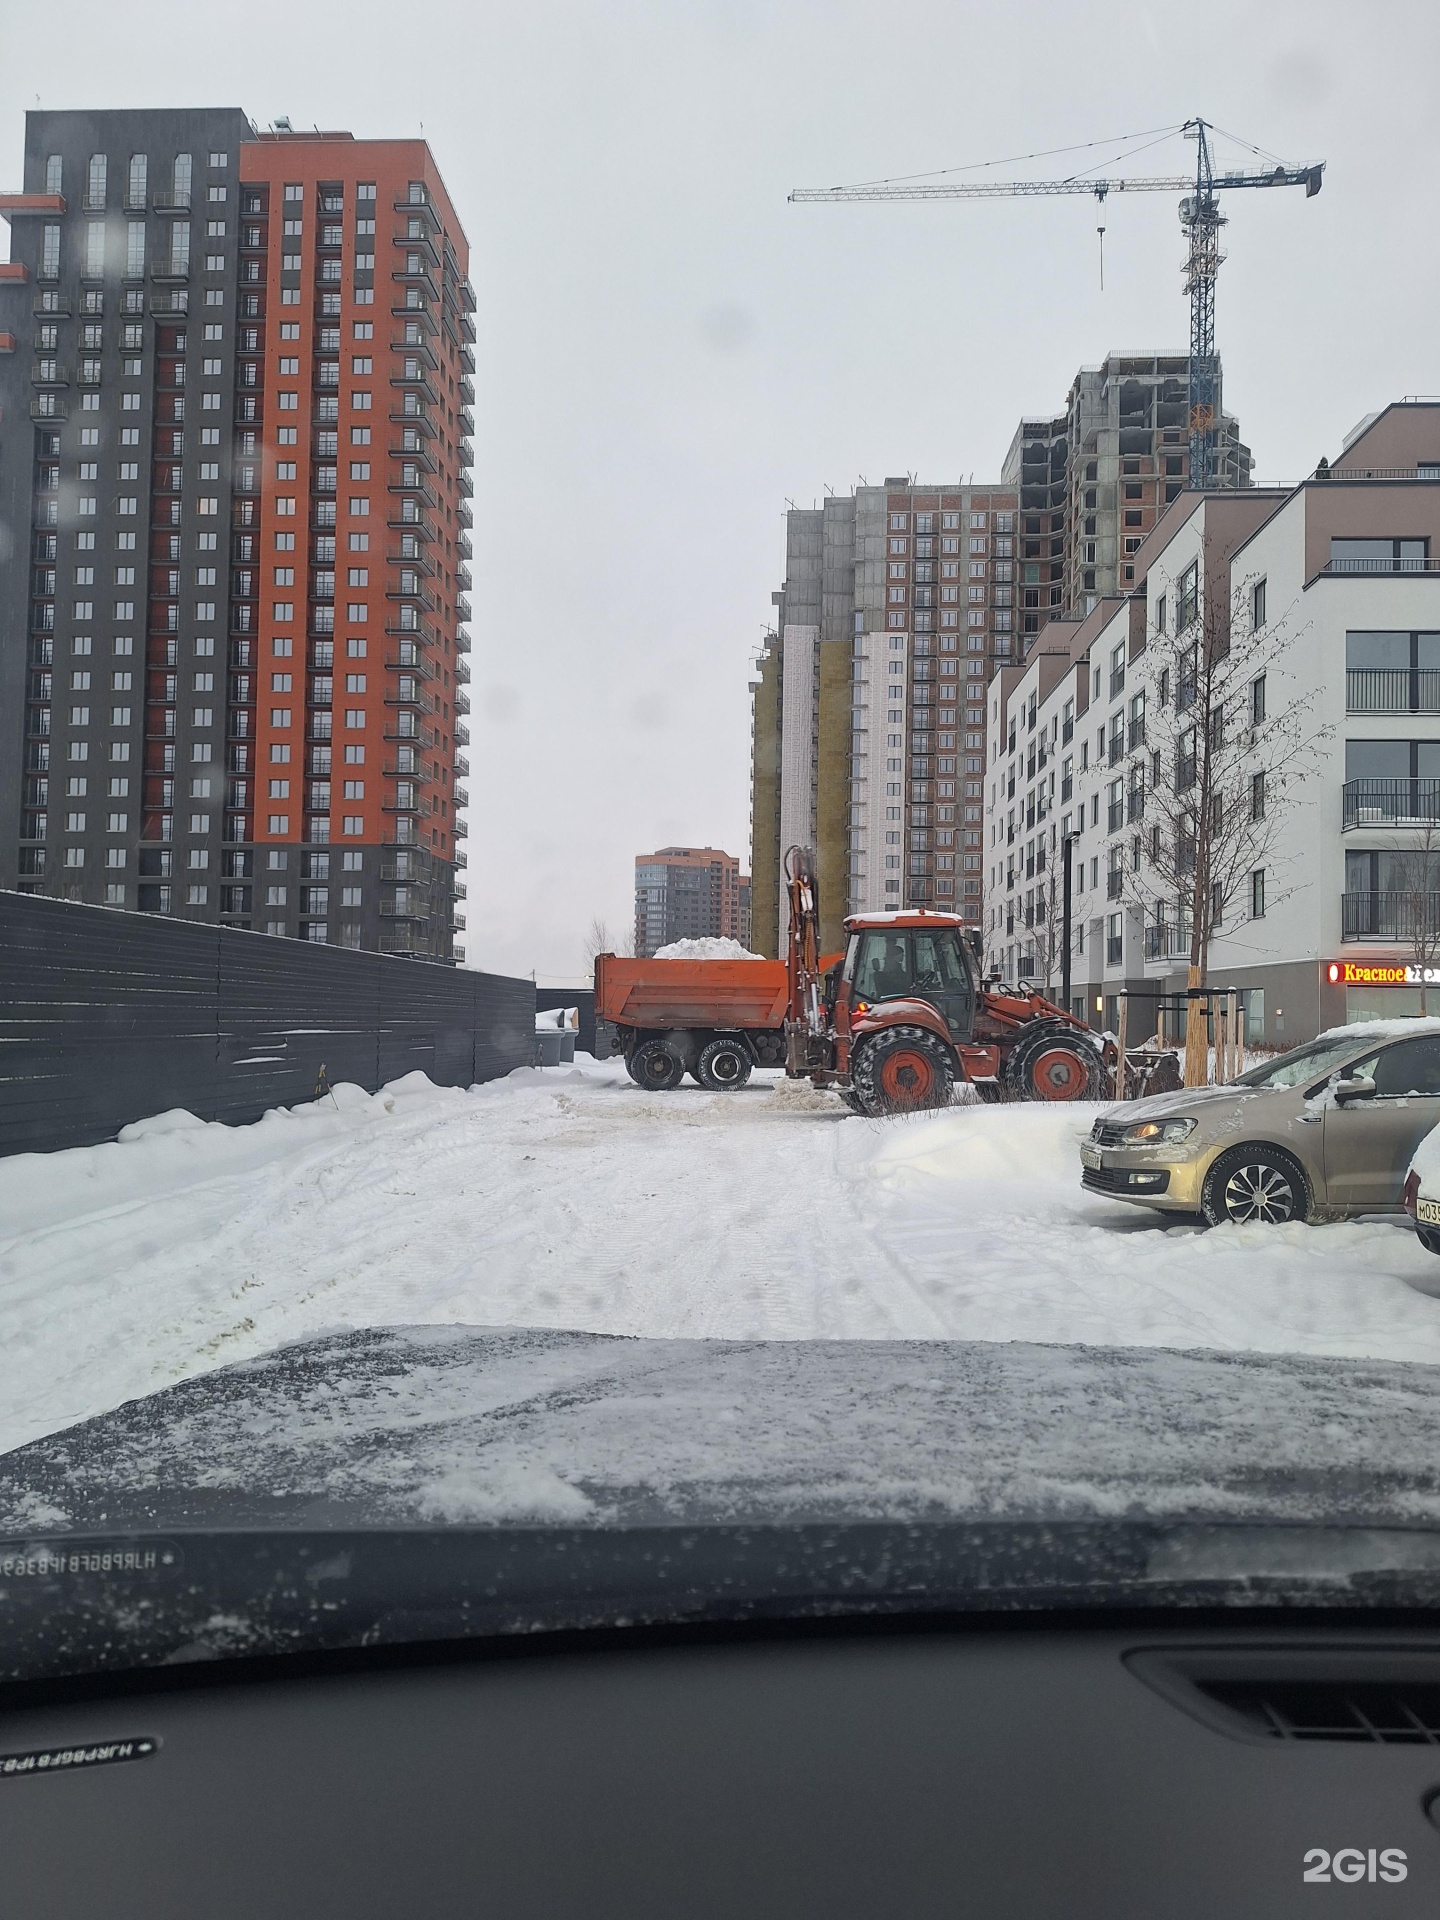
(0, 891), (534, 1157)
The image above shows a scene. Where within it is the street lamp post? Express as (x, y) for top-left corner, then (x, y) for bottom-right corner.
(1061, 833), (1080, 1015)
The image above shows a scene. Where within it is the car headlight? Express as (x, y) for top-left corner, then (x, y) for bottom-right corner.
(1122, 1117), (1197, 1145)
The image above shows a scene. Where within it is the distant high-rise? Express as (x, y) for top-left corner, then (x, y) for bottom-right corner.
(634, 845), (745, 956)
(750, 479), (1016, 955)
(0, 109), (476, 960)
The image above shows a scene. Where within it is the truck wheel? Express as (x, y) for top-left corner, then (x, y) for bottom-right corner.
(1003, 1023), (1103, 1102)
(629, 1039), (686, 1092)
(697, 1036), (753, 1090)
(850, 1026), (954, 1117)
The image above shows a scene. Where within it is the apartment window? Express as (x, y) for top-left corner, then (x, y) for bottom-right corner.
(125, 221), (146, 276)
(1250, 672), (1266, 724)
(1251, 577), (1267, 630)
(172, 152), (193, 207)
(1251, 770), (1266, 821)
(45, 154), (62, 194)
(1177, 562), (1199, 631)
(169, 222), (190, 275)
(1250, 868), (1266, 919)
(41, 224), (61, 278)
(85, 154), (108, 209)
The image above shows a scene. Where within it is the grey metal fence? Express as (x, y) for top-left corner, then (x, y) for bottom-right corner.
(0, 891), (534, 1156)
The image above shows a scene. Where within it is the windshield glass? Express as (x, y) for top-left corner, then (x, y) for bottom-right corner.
(1233, 1035), (1377, 1090)
(3, 22), (1440, 1688)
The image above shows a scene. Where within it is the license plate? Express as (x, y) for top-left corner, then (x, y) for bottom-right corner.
(1418, 1197), (1440, 1226)
(1080, 1143), (1102, 1170)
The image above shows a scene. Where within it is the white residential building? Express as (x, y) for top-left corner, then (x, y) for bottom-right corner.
(984, 399), (1440, 1047)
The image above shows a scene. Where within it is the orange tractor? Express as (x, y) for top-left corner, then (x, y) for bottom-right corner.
(592, 848), (1177, 1115)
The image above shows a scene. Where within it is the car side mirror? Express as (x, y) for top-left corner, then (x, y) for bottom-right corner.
(1334, 1078), (1377, 1106)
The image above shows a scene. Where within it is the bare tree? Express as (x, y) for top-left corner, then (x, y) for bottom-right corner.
(581, 916), (633, 973)
(1392, 819), (1440, 1014)
(1126, 572), (1330, 1084)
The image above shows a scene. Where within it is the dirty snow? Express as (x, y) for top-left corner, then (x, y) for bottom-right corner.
(2, 1057), (1440, 1458)
(652, 936), (764, 960)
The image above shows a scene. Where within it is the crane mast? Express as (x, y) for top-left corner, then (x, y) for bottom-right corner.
(791, 119), (1323, 495)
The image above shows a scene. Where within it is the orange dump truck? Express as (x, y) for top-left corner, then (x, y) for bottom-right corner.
(592, 954), (795, 1090)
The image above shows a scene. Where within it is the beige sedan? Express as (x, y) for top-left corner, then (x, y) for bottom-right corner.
(1080, 1024), (1440, 1226)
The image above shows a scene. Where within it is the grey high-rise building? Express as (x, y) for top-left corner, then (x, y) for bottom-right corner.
(1, 110), (254, 919)
(0, 108), (476, 961)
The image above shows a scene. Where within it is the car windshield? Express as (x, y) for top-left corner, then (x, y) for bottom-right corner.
(1232, 1035), (1378, 1090)
(5, 26), (1440, 1692)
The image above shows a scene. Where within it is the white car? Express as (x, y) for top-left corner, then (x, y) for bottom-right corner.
(1403, 1120), (1440, 1254)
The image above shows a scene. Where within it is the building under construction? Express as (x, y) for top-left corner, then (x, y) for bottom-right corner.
(749, 354), (1250, 959)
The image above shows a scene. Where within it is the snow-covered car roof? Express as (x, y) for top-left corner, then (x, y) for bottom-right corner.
(842, 910), (967, 929)
(1314, 1017), (1440, 1045)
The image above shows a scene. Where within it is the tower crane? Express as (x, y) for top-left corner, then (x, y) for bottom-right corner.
(790, 119), (1324, 491)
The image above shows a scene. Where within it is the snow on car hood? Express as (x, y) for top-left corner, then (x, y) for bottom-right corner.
(1097, 1083), (1263, 1123)
(3, 1325), (1440, 1535)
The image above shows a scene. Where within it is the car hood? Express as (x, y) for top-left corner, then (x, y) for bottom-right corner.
(1098, 1083), (1282, 1124)
(5, 1328), (1440, 1683)
(3, 1324), (1440, 1535)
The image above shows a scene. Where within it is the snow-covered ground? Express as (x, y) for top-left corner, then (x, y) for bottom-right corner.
(2, 1056), (1439, 1458)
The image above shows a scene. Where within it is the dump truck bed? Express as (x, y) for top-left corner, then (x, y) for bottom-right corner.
(594, 954), (790, 1032)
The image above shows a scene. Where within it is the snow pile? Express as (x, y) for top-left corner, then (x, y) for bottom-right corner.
(4, 1057), (1440, 1460)
(652, 936), (764, 960)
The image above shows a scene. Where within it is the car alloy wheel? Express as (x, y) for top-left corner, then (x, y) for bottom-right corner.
(1222, 1160), (1297, 1224)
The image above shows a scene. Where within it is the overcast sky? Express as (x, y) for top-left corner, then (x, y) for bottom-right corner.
(4, 0), (1437, 980)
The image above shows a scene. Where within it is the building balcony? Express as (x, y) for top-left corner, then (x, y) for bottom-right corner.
(1347, 667), (1440, 714)
(1343, 891), (1440, 941)
(386, 581), (437, 612)
(1320, 558), (1440, 577)
(0, 191), (65, 216)
(383, 720), (436, 748)
(1342, 778), (1440, 829)
(385, 645), (435, 677)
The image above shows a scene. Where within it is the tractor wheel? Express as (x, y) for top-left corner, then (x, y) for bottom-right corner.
(973, 1080), (1006, 1104)
(629, 1038), (686, 1092)
(1003, 1023), (1103, 1102)
(850, 1026), (954, 1117)
(696, 1036), (753, 1091)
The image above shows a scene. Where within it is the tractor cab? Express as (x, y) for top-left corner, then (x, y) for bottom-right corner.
(841, 915), (977, 1043)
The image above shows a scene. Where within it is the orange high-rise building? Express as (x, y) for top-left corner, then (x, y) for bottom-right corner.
(234, 134), (474, 957)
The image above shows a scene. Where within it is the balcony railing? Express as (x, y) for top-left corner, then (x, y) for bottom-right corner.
(1323, 558), (1440, 576)
(1347, 667), (1440, 714)
(1128, 718), (1147, 750)
(1107, 801), (1123, 833)
(1342, 779), (1440, 829)
(1106, 936), (1123, 966)
(1106, 869), (1124, 900)
(1144, 924), (1192, 961)
(1343, 891), (1440, 940)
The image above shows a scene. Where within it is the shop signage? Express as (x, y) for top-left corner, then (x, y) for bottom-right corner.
(1326, 960), (1440, 986)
